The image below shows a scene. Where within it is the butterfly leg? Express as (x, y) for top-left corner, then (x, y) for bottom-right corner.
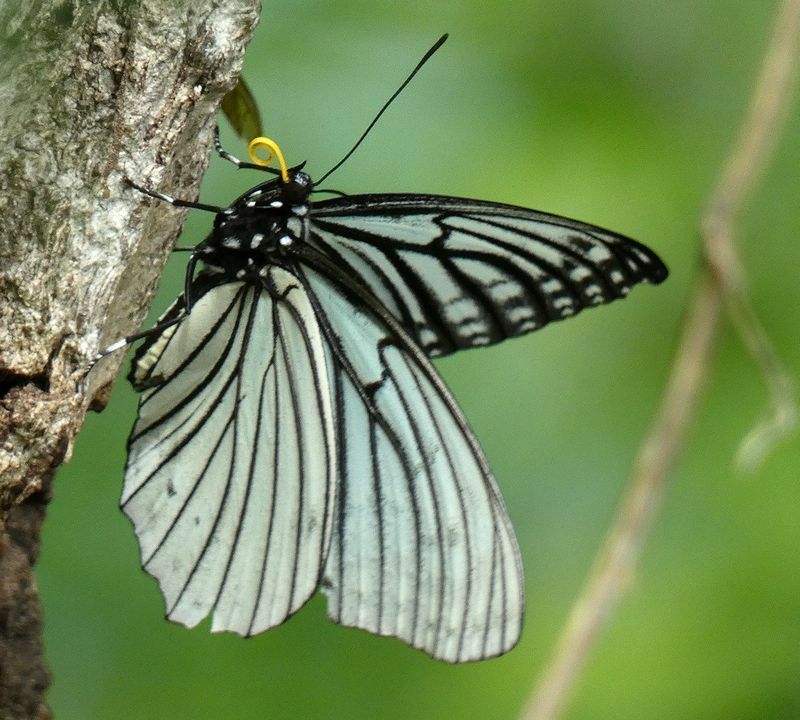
(85, 241), (201, 378)
(182, 252), (201, 314)
(125, 179), (223, 214)
(84, 175), (216, 379)
(91, 315), (185, 364)
(75, 312), (186, 394)
(88, 248), (201, 370)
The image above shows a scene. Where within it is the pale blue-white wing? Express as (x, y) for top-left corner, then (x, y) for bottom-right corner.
(123, 270), (336, 636)
(296, 257), (524, 662)
(309, 194), (668, 357)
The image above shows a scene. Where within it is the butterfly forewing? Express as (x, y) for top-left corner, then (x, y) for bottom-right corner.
(309, 194), (668, 357)
(296, 259), (524, 662)
(124, 271), (336, 636)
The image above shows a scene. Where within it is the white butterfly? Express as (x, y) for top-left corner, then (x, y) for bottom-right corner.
(120, 164), (667, 662)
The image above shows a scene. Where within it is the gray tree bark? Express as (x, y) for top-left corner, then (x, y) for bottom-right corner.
(0, 2), (261, 716)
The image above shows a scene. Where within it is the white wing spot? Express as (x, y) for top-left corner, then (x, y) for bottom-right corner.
(487, 279), (522, 304)
(587, 245), (612, 263)
(541, 279), (563, 294)
(507, 306), (535, 325)
(419, 327), (437, 349)
(468, 334), (491, 346)
(569, 266), (593, 282)
(457, 318), (487, 337)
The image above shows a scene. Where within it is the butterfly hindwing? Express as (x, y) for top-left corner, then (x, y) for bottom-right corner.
(295, 254), (524, 662)
(309, 194), (668, 357)
(123, 271), (336, 636)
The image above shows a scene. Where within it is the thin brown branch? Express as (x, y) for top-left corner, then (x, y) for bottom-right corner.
(519, 1), (800, 717)
(701, 0), (800, 470)
(728, 292), (798, 471)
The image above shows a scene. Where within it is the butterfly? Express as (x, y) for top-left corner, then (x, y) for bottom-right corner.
(115, 37), (668, 663)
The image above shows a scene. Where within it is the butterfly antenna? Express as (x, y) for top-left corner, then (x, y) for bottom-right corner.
(316, 33), (448, 185)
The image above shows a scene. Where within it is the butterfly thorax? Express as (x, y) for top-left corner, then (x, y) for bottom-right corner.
(196, 170), (313, 280)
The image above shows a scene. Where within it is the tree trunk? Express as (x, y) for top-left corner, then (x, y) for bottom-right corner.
(0, 2), (261, 716)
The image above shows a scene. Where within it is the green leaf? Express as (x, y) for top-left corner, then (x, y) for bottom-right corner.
(220, 76), (263, 142)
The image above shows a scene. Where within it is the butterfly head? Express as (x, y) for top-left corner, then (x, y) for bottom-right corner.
(280, 168), (313, 205)
(242, 135), (314, 210)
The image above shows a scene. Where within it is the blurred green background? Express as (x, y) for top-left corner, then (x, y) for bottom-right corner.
(39, 1), (800, 718)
